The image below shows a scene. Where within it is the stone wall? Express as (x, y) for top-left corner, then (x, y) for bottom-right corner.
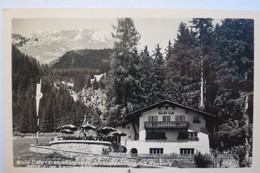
(50, 142), (110, 154)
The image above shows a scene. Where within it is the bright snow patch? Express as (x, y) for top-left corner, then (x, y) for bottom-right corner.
(60, 81), (74, 88)
(90, 73), (105, 84)
(67, 82), (74, 88)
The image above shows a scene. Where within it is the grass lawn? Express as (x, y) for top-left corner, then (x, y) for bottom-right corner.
(13, 133), (68, 167)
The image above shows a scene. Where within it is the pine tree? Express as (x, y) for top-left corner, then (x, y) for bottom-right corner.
(190, 18), (214, 46)
(153, 44), (164, 65)
(139, 45), (154, 105)
(174, 22), (197, 47)
(213, 19), (254, 164)
(165, 40), (173, 61)
(190, 18), (216, 110)
(106, 18), (142, 126)
(150, 44), (165, 103)
(111, 18), (141, 68)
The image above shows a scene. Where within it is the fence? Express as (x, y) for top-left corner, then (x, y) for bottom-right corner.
(109, 152), (241, 168)
(109, 152), (194, 160)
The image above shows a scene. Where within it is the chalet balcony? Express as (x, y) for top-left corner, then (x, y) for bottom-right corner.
(144, 121), (188, 129)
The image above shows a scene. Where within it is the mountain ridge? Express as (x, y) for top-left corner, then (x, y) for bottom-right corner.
(51, 48), (113, 72)
(12, 29), (114, 64)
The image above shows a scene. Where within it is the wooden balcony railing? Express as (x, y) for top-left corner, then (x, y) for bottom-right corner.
(144, 121), (188, 129)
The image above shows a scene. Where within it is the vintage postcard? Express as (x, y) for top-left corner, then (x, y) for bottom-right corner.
(2, 8), (260, 173)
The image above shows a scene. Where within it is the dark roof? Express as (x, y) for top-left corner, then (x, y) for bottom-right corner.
(126, 100), (216, 120)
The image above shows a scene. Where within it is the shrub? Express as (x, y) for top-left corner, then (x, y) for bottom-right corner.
(219, 158), (223, 168)
(194, 152), (212, 168)
(232, 145), (250, 167)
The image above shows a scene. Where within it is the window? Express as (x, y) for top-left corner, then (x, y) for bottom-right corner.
(178, 132), (198, 140)
(163, 116), (171, 122)
(146, 131), (166, 140)
(148, 116), (158, 122)
(180, 148), (194, 155)
(193, 117), (200, 123)
(175, 115), (185, 121)
(150, 148), (163, 154)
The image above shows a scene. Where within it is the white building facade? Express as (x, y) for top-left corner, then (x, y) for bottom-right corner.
(115, 100), (215, 155)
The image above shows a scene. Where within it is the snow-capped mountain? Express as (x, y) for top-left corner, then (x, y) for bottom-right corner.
(12, 29), (114, 64)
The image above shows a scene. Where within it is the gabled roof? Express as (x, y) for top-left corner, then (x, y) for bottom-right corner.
(126, 100), (215, 120)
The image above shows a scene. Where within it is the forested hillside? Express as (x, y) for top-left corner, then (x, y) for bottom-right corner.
(12, 45), (104, 133)
(12, 18), (254, 162)
(51, 49), (113, 73)
(37, 68), (101, 132)
(12, 45), (46, 132)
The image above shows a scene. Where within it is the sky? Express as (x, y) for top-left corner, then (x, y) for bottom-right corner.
(12, 18), (192, 52)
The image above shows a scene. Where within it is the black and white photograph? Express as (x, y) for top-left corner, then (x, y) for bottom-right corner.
(2, 8), (258, 172)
